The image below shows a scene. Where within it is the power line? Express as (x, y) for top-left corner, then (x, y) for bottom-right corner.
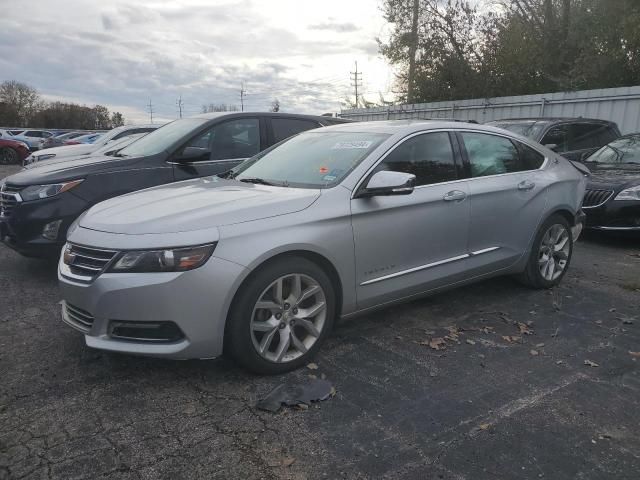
(147, 99), (154, 123)
(240, 82), (246, 112)
(350, 61), (363, 108)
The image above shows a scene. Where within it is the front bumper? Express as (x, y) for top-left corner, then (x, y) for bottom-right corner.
(58, 255), (248, 359)
(572, 210), (586, 241)
(0, 193), (87, 258)
(583, 200), (640, 231)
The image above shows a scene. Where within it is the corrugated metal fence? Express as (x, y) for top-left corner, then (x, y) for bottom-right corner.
(339, 86), (640, 134)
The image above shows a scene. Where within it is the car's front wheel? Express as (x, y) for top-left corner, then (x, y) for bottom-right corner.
(226, 256), (336, 374)
(0, 147), (19, 165)
(519, 214), (573, 289)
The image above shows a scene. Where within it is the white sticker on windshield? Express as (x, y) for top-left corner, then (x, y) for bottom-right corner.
(332, 141), (373, 150)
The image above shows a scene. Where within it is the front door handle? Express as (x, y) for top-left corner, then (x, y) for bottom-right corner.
(518, 180), (536, 191)
(443, 190), (467, 202)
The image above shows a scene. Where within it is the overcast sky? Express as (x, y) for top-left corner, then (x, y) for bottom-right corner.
(0, 0), (395, 123)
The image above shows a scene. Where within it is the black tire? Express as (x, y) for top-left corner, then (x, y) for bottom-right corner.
(0, 147), (19, 165)
(518, 214), (573, 289)
(226, 256), (336, 375)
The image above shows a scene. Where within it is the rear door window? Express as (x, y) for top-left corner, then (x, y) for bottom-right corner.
(271, 118), (321, 143)
(460, 132), (523, 177)
(568, 124), (610, 151)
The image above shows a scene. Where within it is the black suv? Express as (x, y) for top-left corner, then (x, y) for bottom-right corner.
(0, 112), (348, 258)
(486, 118), (621, 162)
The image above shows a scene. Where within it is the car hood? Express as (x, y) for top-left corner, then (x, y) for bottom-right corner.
(7, 154), (146, 186)
(79, 177), (321, 234)
(32, 143), (95, 159)
(586, 164), (640, 190)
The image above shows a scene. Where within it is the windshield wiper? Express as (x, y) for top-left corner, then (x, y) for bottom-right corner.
(238, 177), (277, 186)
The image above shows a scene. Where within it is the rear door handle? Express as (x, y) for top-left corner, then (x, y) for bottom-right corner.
(518, 180), (536, 191)
(443, 190), (467, 202)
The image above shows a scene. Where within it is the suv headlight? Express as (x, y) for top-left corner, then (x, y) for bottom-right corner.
(36, 153), (56, 162)
(20, 179), (84, 201)
(106, 244), (216, 273)
(614, 185), (640, 201)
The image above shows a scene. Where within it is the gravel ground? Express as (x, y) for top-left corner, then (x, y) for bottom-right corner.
(1, 163), (639, 479)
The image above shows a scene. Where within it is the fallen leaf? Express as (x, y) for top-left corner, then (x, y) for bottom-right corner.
(426, 337), (447, 350)
(444, 333), (460, 344)
(530, 349), (539, 356)
(480, 326), (494, 334)
(609, 308), (617, 313)
(595, 320), (603, 325)
(584, 360), (600, 367)
(395, 335), (404, 340)
(282, 457), (296, 467)
(502, 335), (522, 343)
(306, 363), (319, 370)
(478, 423), (491, 430)
(629, 351), (640, 358)
(518, 322), (534, 335)
(466, 339), (476, 345)
(536, 343), (545, 348)
(556, 360), (564, 365)
(296, 403), (309, 410)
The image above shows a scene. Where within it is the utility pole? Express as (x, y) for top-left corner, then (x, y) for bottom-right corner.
(240, 82), (246, 112)
(176, 95), (183, 118)
(350, 61), (363, 108)
(147, 99), (154, 123)
(407, 0), (419, 103)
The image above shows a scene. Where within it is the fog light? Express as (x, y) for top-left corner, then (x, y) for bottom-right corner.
(42, 220), (62, 240)
(109, 321), (184, 342)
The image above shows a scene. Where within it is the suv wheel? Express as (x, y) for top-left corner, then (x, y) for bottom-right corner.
(519, 214), (573, 289)
(226, 256), (336, 374)
(0, 147), (19, 165)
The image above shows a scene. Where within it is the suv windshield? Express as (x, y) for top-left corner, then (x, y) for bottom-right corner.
(118, 118), (207, 157)
(488, 121), (547, 140)
(233, 131), (389, 188)
(587, 136), (640, 165)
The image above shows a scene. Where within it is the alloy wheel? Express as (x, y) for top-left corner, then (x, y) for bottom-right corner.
(538, 223), (570, 281)
(250, 273), (327, 363)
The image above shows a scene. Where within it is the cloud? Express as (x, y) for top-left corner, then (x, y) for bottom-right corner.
(0, 0), (392, 122)
(309, 22), (359, 33)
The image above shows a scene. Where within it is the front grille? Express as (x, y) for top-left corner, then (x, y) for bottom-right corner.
(583, 189), (614, 208)
(63, 302), (95, 333)
(62, 243), (118, 281)
(0, 184), (21, 218)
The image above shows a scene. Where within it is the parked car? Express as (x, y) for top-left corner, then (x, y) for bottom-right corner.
(0, 113), (349, 258)
(65, 133), (103, 145)
(486, 118), (620, 162)
(55, 121), (586, 373)
(580, 134), (640, 231)
(23, 124), (159, 165)
(0, 138), (30, 165)
(42, 131), (86, 149)
(0, 129), (16, 139)
(11, 130), (55, 151)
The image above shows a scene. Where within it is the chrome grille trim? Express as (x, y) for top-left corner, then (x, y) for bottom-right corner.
(0, 184), (22, 219)
(61, 243), (119, 282)
(61, 301), (95, 333)
(582, 189), (614, 208)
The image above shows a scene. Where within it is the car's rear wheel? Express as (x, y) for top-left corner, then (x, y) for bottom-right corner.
(0, 147), (19, 165)
(226, 256), (336, 374)
(519, 214), (573, 289)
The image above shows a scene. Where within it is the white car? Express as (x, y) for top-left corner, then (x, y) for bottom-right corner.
(23, 124), (160, 165)
(10, 130), (54, 151)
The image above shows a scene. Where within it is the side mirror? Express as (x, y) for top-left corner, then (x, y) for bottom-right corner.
(358, 171), (416, 198)
(544, 143), (558, 152)
(175, 146), (210, 163)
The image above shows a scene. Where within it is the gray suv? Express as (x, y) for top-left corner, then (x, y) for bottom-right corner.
(58, 121), (587, 374)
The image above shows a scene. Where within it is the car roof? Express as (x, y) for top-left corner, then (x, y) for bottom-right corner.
(319, 120), (505, 135)
(191, 111), (349, 122)
(488, 117), (616, 125)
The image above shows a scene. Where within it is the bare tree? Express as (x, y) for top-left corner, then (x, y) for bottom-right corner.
(271, 98), (280, 112)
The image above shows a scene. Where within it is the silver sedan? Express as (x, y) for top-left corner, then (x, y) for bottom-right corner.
(58, 121), (587, 374)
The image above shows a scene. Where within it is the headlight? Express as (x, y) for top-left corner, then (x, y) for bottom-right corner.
(615, 185), (640, 201)
(106, 244), (216, 273)
(36, 153), (56, 162)
(20, 179), (84, 201)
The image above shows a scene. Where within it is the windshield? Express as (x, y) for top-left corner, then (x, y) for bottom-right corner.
(118, 118), (206, 157)
(488, 121), (547, 140)
(233, 131), (389, 188)
(587, 136), (640, 165)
